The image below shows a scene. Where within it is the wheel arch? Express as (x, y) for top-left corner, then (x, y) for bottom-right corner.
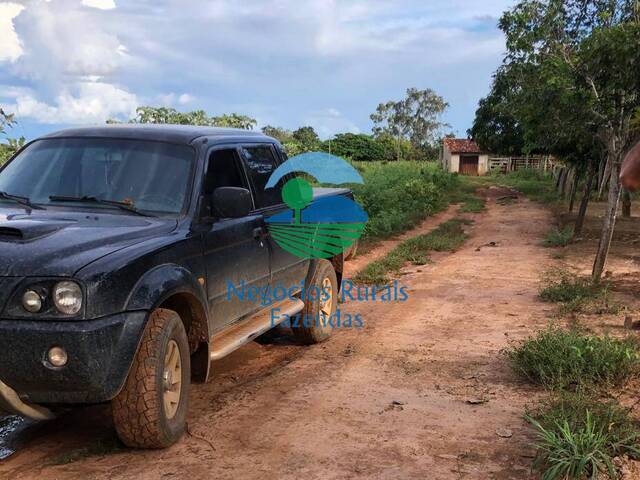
(126, 264), (211, 382)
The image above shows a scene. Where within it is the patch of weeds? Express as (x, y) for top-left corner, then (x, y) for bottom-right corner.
(493, 169), (559, 204)
(49, 436), (125, 465)
(526, 392), (640, 479)
(543, 227), (573, 248)
(539, 269), (620, 314)
(504, 326), (640, 389)
(458, 196), (486, 213)
(353, 218), (470, 284)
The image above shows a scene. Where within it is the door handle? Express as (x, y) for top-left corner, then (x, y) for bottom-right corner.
(253, 226), (268, 240)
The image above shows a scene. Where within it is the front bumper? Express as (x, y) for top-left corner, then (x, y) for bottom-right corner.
(0, 311), (147, 405)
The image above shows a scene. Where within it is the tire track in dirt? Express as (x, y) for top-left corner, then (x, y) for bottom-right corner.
(0, 189), (554, 480)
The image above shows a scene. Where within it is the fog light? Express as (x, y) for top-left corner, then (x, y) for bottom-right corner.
(22, 290), (42, 313)
(47, 346), (68, 367)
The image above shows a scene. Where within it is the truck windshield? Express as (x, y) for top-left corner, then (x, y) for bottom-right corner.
(0, 138), (195, 215)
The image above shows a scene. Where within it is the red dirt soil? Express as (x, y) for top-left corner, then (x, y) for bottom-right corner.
(1, 189), (556, 479)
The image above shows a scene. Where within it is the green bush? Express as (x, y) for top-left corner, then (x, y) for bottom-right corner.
(527, 393), (640, 479)
(544, 227), (573, 247)
(539, 269), (619, 314)
(505, 326), (640, 389)
(350, 161), (458, 242)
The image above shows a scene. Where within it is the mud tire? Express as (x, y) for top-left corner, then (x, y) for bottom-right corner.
(112, 308), (190, 449)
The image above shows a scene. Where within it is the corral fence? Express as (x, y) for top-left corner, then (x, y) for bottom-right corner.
(488, 155), (555, 174)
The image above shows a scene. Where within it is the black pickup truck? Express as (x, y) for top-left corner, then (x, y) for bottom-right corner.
(0, 125), (354, 448)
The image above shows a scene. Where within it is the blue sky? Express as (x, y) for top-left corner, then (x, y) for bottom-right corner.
(0, 0), (514, 141)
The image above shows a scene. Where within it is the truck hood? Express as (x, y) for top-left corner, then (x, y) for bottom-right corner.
(0, 206), (178, 276)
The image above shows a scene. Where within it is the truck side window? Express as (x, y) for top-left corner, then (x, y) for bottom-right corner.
(240, 145), (282, 208)
(204, 148), (250, 215)
(204, 149), (247, 194)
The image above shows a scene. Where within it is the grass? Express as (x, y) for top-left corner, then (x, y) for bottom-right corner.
(544, 226), (573, 247)
(350, 161), (459, 243)
(526, 393), (640, 480)
(458, 195), (486, 213)
(539, 269), (621, 314)
(504, 326), (640, 389)
(492, 169), (559, 204)
(353, 217), (471, 284)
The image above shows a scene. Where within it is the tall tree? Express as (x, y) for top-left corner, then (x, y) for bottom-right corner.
(470, 67), (525, 155)
(0, 108), (24, 165)
(370, 88), (449, 160)
(110, 106), (257, 130)
(499, 0), (640, 280)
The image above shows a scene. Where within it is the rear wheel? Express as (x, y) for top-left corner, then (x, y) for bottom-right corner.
(292, 260), (338, 344)
(112, 308), (190, 448)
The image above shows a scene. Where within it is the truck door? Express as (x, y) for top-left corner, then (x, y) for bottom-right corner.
(202, 146), (270, 333)
(238, 144), (309, 290)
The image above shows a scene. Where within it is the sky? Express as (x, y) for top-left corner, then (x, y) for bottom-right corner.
(0, 0), (515, 141)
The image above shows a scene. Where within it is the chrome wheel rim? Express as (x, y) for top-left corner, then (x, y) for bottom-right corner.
(163, 339), (182, 419)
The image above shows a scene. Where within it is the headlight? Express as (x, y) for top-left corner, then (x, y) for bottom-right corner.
(53, 281), (82, 315)
(22, 290), (43, 313)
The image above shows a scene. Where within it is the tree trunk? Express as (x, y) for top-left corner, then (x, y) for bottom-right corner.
(559, 168), (570, 198)
(597, 155), (612, 200)
(574, 163), (596, 239)
(568, 168), (579, 212)
(622, 188), (631, 217)
(592, 160), (621, 282)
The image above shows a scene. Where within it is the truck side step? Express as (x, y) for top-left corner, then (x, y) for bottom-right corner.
(210, 298), (305, 361)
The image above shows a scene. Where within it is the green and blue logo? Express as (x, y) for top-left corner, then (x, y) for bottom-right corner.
(265, 152), (368, 259)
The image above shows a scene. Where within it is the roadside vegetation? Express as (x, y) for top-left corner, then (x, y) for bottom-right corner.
(353, 217), (470, 284)
(350, 161), (460, 244)
(492, 169), (559, 205)
(506, 326), (640, 479)
(543, 227), (573, 248)
(526, 393), (640, 480)
(506, 326), (640, 390)
(539, 269), (620, 315)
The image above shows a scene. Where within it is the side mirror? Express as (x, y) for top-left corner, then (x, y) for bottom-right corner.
(212, 187), (253, 218)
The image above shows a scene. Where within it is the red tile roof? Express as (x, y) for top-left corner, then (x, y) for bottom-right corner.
(443, 138), (481, 153)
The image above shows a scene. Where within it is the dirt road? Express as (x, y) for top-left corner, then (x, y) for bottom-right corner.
(0, 189), (553, 479)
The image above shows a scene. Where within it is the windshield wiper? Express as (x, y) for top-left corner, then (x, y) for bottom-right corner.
(0, 191), (45, 210)
(48, 195), (155, 217)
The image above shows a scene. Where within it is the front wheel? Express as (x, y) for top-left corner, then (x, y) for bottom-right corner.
(292, 260), (338, 344)
(112, 308), (190, 448)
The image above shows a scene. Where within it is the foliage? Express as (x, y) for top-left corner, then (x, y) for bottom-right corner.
(527, 393), (640, 480)
(261, 125), (321, 157)
(539, 268), (620, 313)
(370, 87), (449, 159)
(0, 108), (23, 165)
(320, 133), (386, 162)
(504, 326), (640, 389)
(543, 226), (573, 247)
(493, 169), (559, 203)
(469, 67), (526, 155)
(353, 218), (470, 284)
(351, 161), (457, 242)
(110, 106), (257, 130)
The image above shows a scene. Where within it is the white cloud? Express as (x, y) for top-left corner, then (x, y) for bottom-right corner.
(2, 0), (512, 135)
(10, 82), (137, 124)
(305, 108), (361, 139)
(81, 0), (116, 9)
(0, 3), (25, 62)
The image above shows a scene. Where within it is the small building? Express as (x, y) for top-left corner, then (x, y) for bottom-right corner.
(441, 138), (489, 176)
